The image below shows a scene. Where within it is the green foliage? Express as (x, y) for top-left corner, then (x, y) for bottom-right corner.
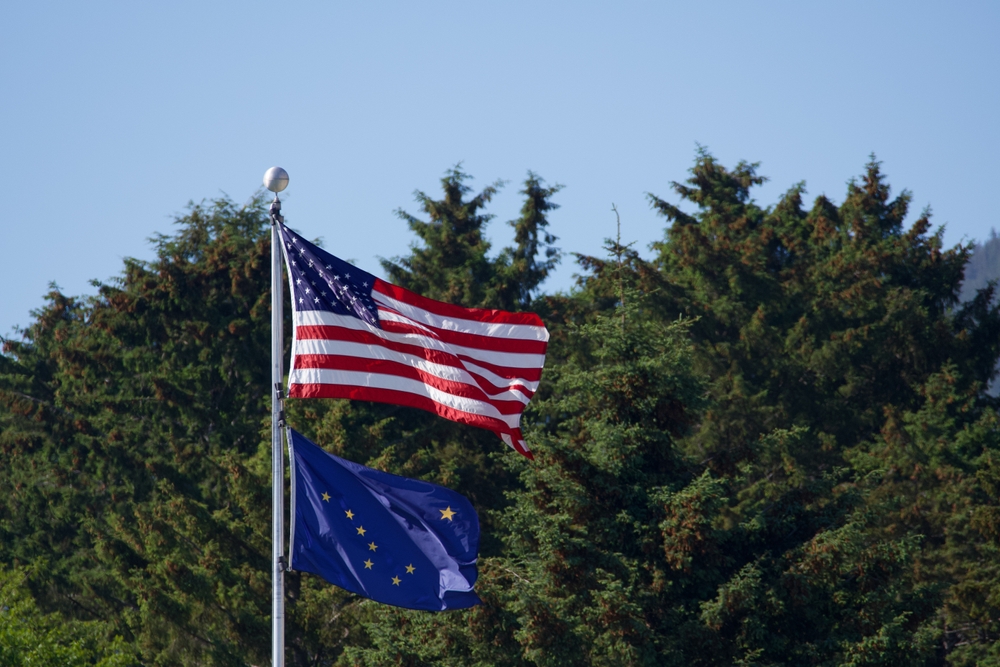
(341, 297), (712, 667)
(0, 565), (137, 667)
(383, 166), (560, 311)
(286, 169), (564, 561)
(495, 302), (707, 667)
(644, 153), (997, 474)
(849, 366), (1000, 662)
(347, 291), (943, 666)
(2, 157), (999, 666)
(0, 198), (278, 664)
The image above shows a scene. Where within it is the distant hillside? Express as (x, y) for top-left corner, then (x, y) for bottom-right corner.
(961, 228), (1000, 302)
(960, 229), (1000, 395)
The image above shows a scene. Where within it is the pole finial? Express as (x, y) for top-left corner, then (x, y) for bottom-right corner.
(264, 166), (289, 193)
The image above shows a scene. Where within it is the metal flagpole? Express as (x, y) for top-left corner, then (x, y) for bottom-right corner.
(264, 166), (289, 667)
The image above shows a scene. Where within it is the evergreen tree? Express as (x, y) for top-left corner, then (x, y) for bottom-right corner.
(382, 165), (499, 308)
(493, 172), (562, 311)
(344, 274), (941, 666)
(286, 166), (563, 551)
(0, 171), (563, 664)
(383, 166), (560, 310)
(2, 156), (997, 666)
(849, 364), (1000, 664)
(646, 153), (999, 474)
(0, 198), (282, 665)
(0, 565), (137, 666)
(340, 291), (712, 666)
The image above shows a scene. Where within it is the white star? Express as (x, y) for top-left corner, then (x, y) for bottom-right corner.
(362, 281), (368, 287)
(308, 260), (314, 267)
(291, 260), (297, 266)
(314, 297), (320, 303)
(311, 281), (316, 286)
(298, 297), (304, 304)
(321, 291), (327, 297)
(325, 265), (332, 270)
(304, 287), (311, 294)
(296, 279), (302, 285)
(345, 272), (351, 279)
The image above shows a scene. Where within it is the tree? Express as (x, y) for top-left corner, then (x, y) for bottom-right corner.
(646, 152), (999, 474)
(0, 197), (278, 665)
(3, 156), (997, 665)
(383, 166), (560, 311)
(848, 364), (1000, 664)
(286, 167), (563, 554)
(344, 245), (945, 666)
(0, 565), (137, 667)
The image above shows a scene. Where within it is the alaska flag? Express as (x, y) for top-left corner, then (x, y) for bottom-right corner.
(287, 428), (481, 611)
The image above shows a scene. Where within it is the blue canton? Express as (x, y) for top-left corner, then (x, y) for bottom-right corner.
(278, 224), (381, 329)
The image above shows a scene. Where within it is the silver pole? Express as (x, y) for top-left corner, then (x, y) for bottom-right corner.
(269, 194), (286, 667)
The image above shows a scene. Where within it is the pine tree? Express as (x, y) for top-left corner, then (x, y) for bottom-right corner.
(0, 168), (565, 665)
(340, 289), (712, 666)
(344, 285), (941, 666)
(383, 166), (560, 310)
(647, 153), (999, 474)
(849, 364), (1000, 664)
(286, 166), (563, 551)
(3, 156), (996, 665)
(0, 197), (279, 665)
(0, 565), (138, 666)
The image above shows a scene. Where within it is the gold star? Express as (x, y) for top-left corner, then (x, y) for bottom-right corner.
(405, 564), (415, 574)
(356, 526), (367, 536)
(391, 576), (401, 586)
(363, 559), (373, 570)
(321, 492), (331, 502)
(439, 506), (456, 521)
(368, 541), (378, 552)
(345, 509), (354, 519)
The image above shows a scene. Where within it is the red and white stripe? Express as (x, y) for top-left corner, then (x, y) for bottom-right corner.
(287, 279), (548, 458)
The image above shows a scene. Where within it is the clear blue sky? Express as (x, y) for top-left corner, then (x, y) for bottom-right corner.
(2, 2), (998, 336)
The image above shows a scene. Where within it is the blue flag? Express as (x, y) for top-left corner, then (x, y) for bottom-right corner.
(287, 428), (481, 611)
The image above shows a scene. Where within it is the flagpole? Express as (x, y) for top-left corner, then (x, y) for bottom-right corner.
(264, 166), (289, 667)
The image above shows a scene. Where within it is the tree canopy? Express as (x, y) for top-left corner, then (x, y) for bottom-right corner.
(1, 157), (998, 666)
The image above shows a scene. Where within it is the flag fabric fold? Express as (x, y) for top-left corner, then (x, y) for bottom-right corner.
(278, 223), (547, 458)
(287, 428), (480, 611)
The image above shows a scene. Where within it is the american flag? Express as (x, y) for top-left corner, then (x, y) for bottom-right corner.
(278, 224), (548, 459)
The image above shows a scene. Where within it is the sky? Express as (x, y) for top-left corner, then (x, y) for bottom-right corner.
(2, 2), (998, 337)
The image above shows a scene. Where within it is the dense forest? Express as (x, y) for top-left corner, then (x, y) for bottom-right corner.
(2, 155), (1000, 666)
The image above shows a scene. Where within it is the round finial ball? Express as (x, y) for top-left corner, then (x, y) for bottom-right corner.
(263, 167), (289, 193)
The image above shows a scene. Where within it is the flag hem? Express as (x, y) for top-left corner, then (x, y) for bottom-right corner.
(286, 425), (297, 571)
